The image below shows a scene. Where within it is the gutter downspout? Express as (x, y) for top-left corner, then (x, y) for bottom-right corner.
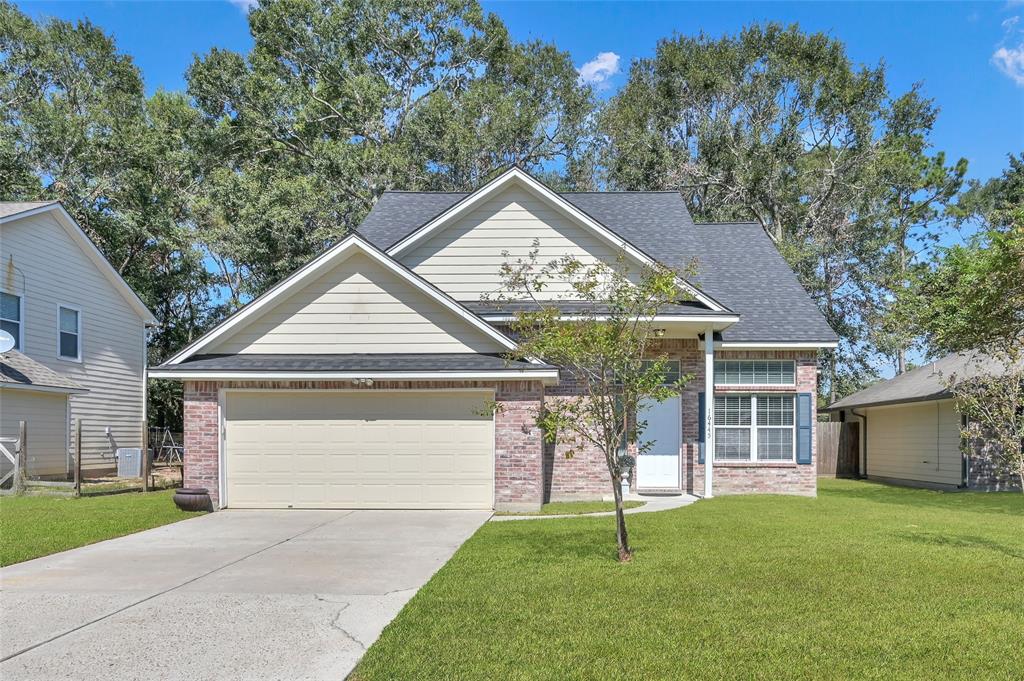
(851, 408), (867, 478)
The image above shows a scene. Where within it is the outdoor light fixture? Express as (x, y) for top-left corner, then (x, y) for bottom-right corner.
(350, 378), (374, 387)
(653, 328), (667, 338)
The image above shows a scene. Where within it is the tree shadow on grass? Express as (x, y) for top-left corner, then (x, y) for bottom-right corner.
(897, 531), (1024, 561)
(824, 480), (1024, 517)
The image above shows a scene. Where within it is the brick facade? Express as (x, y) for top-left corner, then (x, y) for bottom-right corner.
(181, 348), (818, 510)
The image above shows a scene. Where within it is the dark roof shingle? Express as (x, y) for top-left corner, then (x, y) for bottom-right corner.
(155, 353), (554, 373)
(0, 350), (86, 392)
(358, 192), (836, 343)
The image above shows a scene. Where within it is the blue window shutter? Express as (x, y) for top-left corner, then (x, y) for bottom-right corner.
(797, 392), (812, 465)
(698, 392), (706, 464)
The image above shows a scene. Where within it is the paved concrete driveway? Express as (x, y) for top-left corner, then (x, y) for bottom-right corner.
(0, 509), (489, 681)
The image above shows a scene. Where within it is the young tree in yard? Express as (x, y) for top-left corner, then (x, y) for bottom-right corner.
(491, 247), (693, 561)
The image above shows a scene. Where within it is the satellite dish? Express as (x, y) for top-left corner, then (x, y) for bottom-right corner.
(0, 329), (15, 353)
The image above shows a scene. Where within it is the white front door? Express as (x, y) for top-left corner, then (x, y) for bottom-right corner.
(636, 394), (681, 489)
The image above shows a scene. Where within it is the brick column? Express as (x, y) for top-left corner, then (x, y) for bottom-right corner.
(183, 381), (220, 507)
(494, 380), (544, 512)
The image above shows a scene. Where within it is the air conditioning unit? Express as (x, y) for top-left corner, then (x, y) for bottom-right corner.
(116, 448), (143, 478)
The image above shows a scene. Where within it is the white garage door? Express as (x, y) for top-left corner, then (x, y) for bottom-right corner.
(223, 391), (494, 509)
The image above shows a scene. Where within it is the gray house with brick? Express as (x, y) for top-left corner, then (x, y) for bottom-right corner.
(151, 168), (836, 511)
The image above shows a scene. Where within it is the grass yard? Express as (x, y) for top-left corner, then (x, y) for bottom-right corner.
(0, 490), (203, 566)
(496, 500), (645, 516)
(354, 480), (1024, 680)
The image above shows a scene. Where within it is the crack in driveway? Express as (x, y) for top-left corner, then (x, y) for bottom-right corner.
(0, 512), (353, 663)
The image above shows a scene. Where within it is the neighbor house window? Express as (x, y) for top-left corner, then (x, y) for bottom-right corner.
(58, 306), (80, 360)
(714, 394), (795, 462)
(0, 292), (21, 350)
(714, 360), (795, 385)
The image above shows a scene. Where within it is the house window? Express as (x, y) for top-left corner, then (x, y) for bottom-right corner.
(714, 360), (795, 385)
(0, 292), (21, 350)
(58, 306), (81, 360)
(714, 394), (795, 462)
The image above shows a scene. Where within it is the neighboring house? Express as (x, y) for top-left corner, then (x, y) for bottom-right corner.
(0, 202), (156, 477)
(150, 168), (837, 511)
(824, 351), (1022, 491)
(0, 350), (86, 479)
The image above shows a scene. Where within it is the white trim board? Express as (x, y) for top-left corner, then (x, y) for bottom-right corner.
(1, 203), (156, 325)
(163, 232), (527, 365)
(717, 341), (838, 349)
(385, 167), (731, 314)
(149, 369), (561, 384)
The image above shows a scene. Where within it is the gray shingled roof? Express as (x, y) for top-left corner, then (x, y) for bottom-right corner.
(824, 351), (1023, 411)
(156, 353), (555, 373)
(0, 201), (57, 219)
(358, 192), (836, 343)
(0, 350), (86, 393)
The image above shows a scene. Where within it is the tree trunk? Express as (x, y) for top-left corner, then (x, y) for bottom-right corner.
(611, 474), (632, 562)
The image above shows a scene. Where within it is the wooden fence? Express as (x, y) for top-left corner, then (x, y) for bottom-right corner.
(817, 421), (860, 477)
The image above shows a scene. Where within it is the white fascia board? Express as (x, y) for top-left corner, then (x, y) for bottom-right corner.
(148, 369), (561, 384)
(164, 233), (523, 365)
(1, 204), (157, 325)
(717, 341), (839, 349)
(385, 168), (729, 313)
(479, 314), (740, 325)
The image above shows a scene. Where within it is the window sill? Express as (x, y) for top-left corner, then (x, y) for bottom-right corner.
(712, 461), (799, 468)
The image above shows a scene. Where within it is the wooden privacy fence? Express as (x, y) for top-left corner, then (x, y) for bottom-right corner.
(817, 421), (859, 477)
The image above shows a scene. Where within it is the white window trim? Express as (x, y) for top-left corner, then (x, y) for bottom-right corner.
(713, 393), (796, 463)
(57, 304), (83, 363)
(1, 291), (24, 351)
(713, 359), (796, 387)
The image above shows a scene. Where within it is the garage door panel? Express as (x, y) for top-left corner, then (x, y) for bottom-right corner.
(224, 391), (493, 509)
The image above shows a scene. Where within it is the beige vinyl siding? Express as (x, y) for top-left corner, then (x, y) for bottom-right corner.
(207, 252), (504, 354)
(401, 186), (644, 299)
(0, 389), (70, 478)
(1, 212), (146, 473)
(865, 400), (962, 486)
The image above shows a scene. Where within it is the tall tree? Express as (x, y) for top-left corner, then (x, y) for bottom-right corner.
(186, 0), (594, 303)
(865, 88), (967, 374)
(597, 23), (966, 401)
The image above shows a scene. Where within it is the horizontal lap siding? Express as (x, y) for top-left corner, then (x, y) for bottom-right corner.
(207, 252), (503, 354)
(0, 389), (68, 477)
(401, 187), (643, 299)
(2, 212), (146, 473)
(866, 401), (962, 486)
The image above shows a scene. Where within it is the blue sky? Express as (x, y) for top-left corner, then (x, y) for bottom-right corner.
(15, 0), (1024, 189)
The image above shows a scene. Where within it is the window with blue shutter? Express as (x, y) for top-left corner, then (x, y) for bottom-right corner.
(796, 392), (813, 465)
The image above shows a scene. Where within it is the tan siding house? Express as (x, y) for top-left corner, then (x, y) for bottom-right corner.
(0, 202), (155, 475)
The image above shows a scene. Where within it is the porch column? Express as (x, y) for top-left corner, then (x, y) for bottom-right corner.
(703, 327), (715, 498)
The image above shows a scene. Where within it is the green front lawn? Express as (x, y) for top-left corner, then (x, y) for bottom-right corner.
(0, 490), (204, 566)
(496, 500), (645, 516)
(354, 480), (1024, 680)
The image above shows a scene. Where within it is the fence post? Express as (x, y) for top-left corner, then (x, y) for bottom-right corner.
(16, 420), (27, 494)
(74, 419), (82, 497)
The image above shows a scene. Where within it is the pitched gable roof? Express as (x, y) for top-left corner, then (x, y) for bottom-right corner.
(1, 349), (87, 394)
(359, 192), (837, 345)
(163, 231), (524, 365)
(824, 351), (1023, 411)
(0, 202), (156, 325)
(384, 168), (730, 313)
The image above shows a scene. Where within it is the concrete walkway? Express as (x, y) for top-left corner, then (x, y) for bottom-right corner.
(0, 509), (489, 681)
(491, 493), (698, 521)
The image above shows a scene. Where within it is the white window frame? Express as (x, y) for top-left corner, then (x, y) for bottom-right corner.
(0, 291), (23, 351)
(713, 393), (796, 463)
(714, 359), (796, 386)
(57, 304), (82, 362)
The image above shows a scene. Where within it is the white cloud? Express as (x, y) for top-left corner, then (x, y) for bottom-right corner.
(993, 14), (1024, 86)
(992, 44), (1024, 85)
(227, 0), (257, 12)
(577, 52), (621, 87)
